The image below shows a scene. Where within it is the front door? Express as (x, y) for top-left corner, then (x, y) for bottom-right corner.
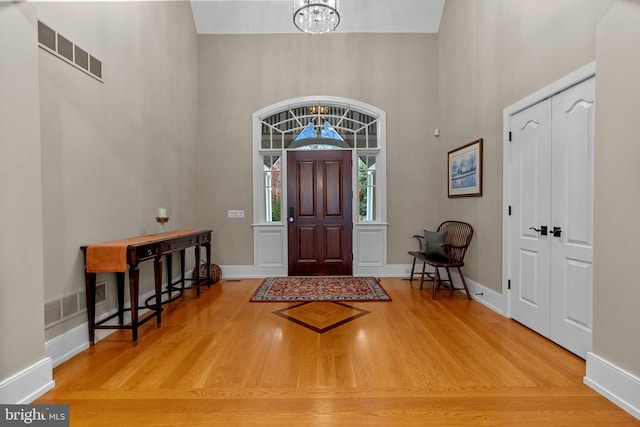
(287, 150), (352, 276)
(509, 76), (594, 358)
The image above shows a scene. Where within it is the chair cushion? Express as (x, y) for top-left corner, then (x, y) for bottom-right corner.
(423, 230), (447, 258)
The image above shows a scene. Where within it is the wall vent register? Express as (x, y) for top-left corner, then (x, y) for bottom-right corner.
(37, 20), (103, 82)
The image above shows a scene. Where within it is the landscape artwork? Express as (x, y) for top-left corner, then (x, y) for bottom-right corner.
(448, 138), (483, 197)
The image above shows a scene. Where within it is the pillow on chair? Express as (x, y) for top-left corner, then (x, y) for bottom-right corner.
(423, 230), (447, 258)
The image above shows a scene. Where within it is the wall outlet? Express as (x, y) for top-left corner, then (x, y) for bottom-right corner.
(228, 209), (245, 218)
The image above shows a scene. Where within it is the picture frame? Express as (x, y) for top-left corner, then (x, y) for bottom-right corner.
(448, 138), (483, 198)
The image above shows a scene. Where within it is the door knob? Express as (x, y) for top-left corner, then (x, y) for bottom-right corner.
(552, 226), (562, 237)
(529, 225), (548, 235)
(288, 207), (294, 223)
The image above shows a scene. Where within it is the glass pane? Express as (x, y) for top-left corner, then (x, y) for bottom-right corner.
(368, 123), (378, 148)
(358, 155), (376, 221)
(273, 134), (283, 149)
(263, 155), (282, 222)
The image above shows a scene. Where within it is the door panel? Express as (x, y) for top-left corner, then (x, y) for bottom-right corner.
(549, 77), (594, 357)
(298, 161), (316, 216)
(519, 249), (541, 307)
(324, 161), (343, 216)
(288, 150), (352, 276)
(510, 99), (552, 335)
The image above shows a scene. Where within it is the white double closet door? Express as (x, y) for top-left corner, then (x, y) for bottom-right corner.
(509, 76), (594, 359)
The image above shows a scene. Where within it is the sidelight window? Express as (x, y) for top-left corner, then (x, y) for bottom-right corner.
(358, 155), (377, 221)
(263, 155), (282, 222)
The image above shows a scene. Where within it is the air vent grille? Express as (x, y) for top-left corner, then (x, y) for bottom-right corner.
(74, 45), (89, 70)
(37, 20), (103, 82)
(90, 55), (102, 79)
(44, 281), (108, 329)
(38, 21), (56, 51)
(57, 34), (73, 61)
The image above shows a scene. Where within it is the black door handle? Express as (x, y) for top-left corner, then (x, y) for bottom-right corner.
(529, 225), (548, 236)
(552, 226), (562, 237)
(288, 207), (294, 223)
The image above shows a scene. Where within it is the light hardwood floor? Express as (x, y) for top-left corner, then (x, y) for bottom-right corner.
(36, 277), (637, 426)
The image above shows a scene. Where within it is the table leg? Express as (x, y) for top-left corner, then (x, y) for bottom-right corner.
(205, 241), (212, 288)
(129, 265), (139, 344)
(194, 244), (201, 297)
(116, 272), (125, 325)
(165, 252), (173, 300)
(154, 257), (163, 327)
(180, 250), (186, 290)
(85, 272), (96, 346)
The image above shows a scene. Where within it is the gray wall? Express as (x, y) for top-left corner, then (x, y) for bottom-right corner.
(436, 0), (614, 293)
(0, 2), (46, 382)
(35, 0), (200, 341)
(197, 33), (440, 266)
(594, 0), (640, 378)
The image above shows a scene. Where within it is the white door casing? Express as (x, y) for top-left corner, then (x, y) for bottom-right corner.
(504, 64), (595, 359)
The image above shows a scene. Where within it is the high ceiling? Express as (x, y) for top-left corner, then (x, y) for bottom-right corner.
(190, 0), (445, 34)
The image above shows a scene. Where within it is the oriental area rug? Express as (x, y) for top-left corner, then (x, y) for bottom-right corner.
(250, 277), (391, 334)
(250, 276), (391, 302)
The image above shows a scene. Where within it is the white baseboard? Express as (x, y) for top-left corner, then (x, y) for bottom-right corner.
(219, 264), (415, 279)
(0, 358), (54, 404)
(219, 265), (279, 278)
(465, 278), (506, 315)
(45, 324), (90, 368)
(585, 352), (640, 420)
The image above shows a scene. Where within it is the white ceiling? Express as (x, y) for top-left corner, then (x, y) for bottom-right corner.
(190, 0), (446, 34)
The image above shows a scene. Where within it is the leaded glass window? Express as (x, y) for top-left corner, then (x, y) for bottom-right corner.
(260, 104), (380, 150)
(358, 155), (377, 221)
(263, 155), (282, 222)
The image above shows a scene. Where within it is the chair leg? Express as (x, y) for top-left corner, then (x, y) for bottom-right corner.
(457, 267), (472, 299)
(444, 267), (453, 289)
(432, 267), (441, 300)
(410, 257), (417, 281)
(419, 262), (427, 289)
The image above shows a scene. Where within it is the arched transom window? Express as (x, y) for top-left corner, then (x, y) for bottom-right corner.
(260, 104), (379, 150)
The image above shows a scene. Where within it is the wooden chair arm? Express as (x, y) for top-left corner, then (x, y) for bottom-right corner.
(413, 234), (424, 251)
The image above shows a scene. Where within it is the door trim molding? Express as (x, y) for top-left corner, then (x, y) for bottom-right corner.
(502, 62), (596, 318)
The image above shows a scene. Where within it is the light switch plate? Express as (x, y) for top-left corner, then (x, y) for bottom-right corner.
(228, 210), (245, 218)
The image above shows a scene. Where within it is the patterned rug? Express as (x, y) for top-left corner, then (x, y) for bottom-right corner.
(250, 276), (391, 302)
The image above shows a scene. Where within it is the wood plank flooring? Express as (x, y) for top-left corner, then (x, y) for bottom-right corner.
(36, 277), (637, 426)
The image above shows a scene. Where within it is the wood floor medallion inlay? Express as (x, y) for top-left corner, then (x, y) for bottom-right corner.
(273, 301), (370, 333)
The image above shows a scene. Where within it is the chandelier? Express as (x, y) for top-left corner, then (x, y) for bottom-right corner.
(293, 0), (340, 35)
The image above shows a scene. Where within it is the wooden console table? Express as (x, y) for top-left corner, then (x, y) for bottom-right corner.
(82, 229), (212, 345)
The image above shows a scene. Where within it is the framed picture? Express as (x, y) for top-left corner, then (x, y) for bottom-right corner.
(448, 138), (483, 198)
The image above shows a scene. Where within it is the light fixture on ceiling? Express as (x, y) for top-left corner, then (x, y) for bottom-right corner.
(309, 106), (329, 116)
(293, 0), (340, 35)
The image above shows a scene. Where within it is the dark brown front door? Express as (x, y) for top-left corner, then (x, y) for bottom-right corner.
(287, 150), (352, 276)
